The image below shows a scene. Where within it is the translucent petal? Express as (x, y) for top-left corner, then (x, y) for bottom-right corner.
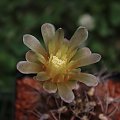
(23, 34), (47, 56)
(36, 72), (50, 81)
(41, 23), (55, 48)
(56, 29), (65, 49)
(73, 68), (81, 72)
(69, 26), (88, 50)
(36, 53), (46, 64)
(61, 39), (69, 59)
(69, 53), (101, 69)
(55, 28), (64, 45)
(26, 50), (39, 63)
(67, 48), (77, 62)
(56, 38), (69, 59)
(48, 40), (54, 55)
(72, 73), (98, 86)
(43, 81), (57, 93)
(68, 68), (81, 76)
(72, 47), (91, 60)
(57, 82), (74, 103)
(67, 80), (78, 89)
(17, 61), (42, 74)
(48, 28), (64, 55)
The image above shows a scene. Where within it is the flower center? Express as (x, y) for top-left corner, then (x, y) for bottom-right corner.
(51, 56), (66, 69)
(47, 55), (68, 82)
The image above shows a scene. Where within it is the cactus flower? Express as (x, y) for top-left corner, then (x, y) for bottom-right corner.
(17, 23), (101, 103)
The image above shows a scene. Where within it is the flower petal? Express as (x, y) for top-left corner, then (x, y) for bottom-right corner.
(72, 73), (98, 86)
(26, 51), (46, 65)
(72, 47), (91, 60)
(68, 68), (81, 76)
(69, 53), (101, 69)
(68, 46), (79, 60)
(48, 28), (64, 55)
(17, 61), (42, 74)
(41, 23), (55, 48)
(43, 81), (57, 93)
(67, 80), (78, 89)
(55, 28), (64, 44)
(56, 38), (69, 59)
(23, 34), (47, 56)
(36, 53), (46, 64)
(57, 82), (74, 103)
(69, 26), (88, 50)
(26, 50), (39, 63)
(36, 72), (50, 81)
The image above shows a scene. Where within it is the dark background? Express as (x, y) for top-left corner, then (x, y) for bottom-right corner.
(0, 0), (120, 119)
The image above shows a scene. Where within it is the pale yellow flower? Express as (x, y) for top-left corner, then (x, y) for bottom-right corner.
(17, 23), (101, 103)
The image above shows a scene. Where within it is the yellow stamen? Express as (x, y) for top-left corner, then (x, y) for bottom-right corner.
(51, 56), (66, 69)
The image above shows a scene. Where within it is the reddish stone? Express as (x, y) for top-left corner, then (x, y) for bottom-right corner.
(15, 77), (42, 120)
